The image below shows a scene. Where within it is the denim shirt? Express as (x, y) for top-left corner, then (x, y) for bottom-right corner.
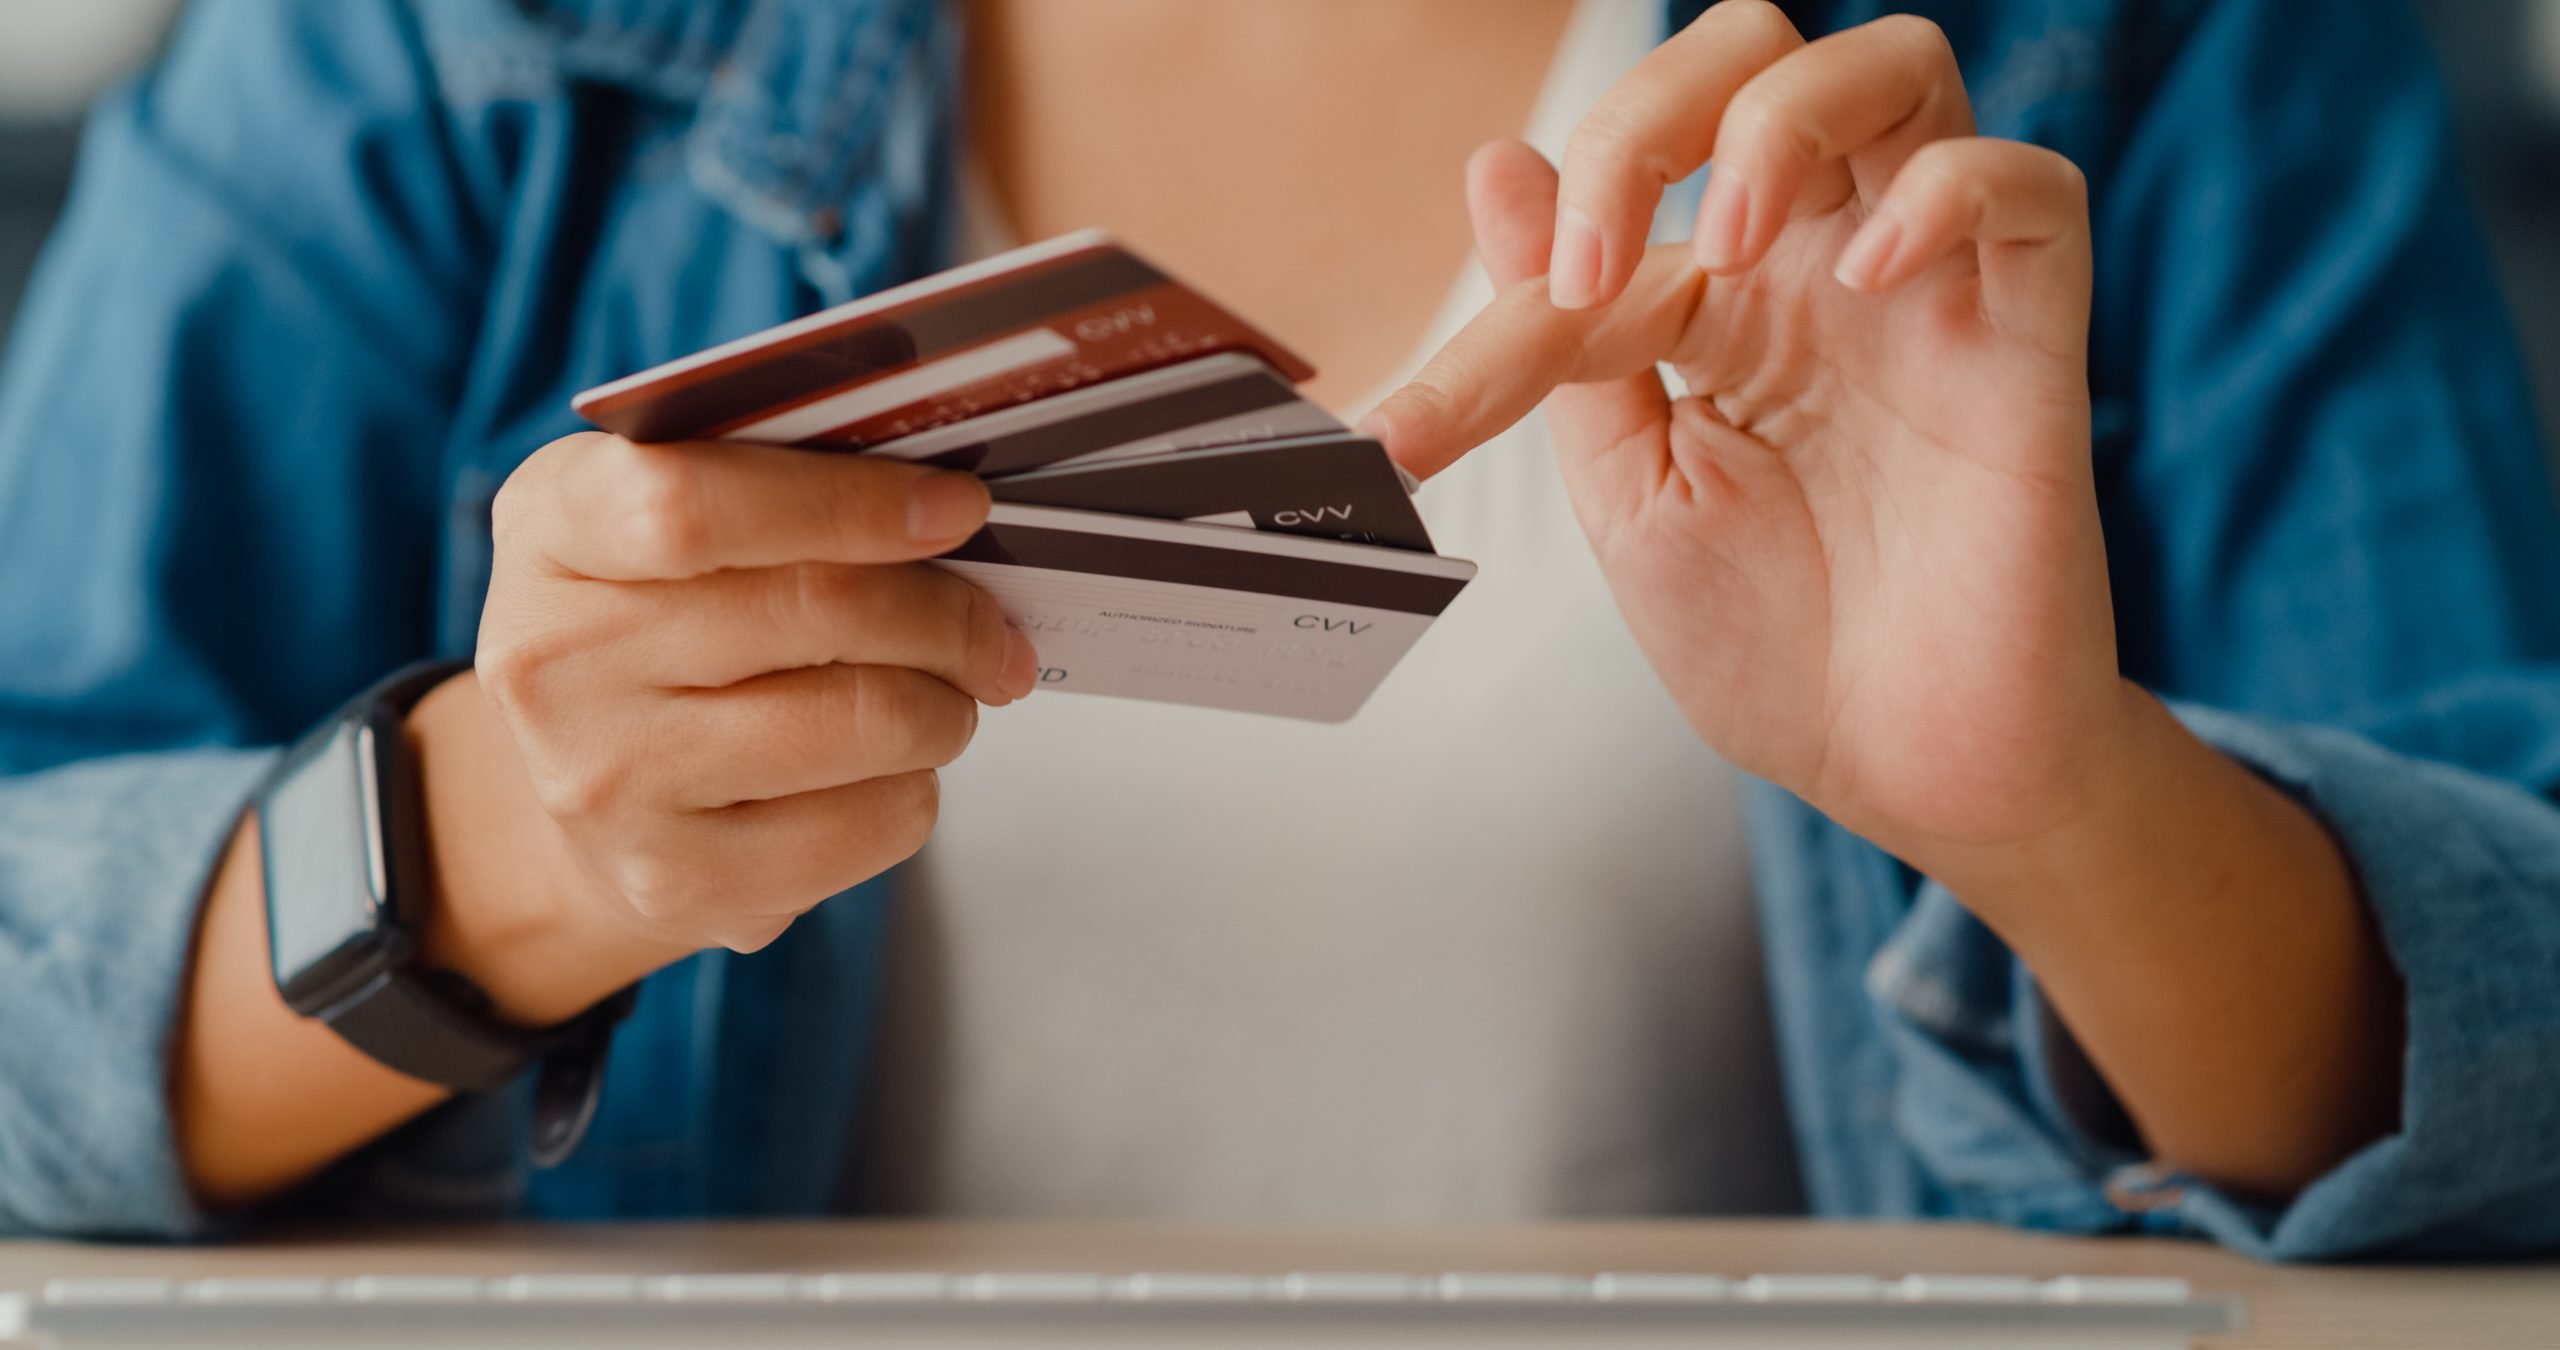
(3, 0), (2557, 1260)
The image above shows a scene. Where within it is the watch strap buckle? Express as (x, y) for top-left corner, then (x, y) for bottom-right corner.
(529, 983), (640, 1168)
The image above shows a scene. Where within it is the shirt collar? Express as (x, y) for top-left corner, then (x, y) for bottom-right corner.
(514, 0), (953, 285)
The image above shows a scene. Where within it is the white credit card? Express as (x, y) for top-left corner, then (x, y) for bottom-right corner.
(935, 504), (1476, 722)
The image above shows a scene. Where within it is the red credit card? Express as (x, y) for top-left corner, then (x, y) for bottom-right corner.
(572, 230), (1314, 449)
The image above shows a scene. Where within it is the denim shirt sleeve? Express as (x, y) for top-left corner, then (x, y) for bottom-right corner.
(0, 0), (481, 1236)
(2150, 709), (2560, 1258)
(1872, 0), (2560, 1260)
(0, 751), (273, 1237)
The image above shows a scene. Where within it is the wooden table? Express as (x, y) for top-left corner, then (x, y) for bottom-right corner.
(4, 1220), (2555, 1348)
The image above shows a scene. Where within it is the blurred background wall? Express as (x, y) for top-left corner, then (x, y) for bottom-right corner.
(0, 0), (183, 332)
(1, 1), (2557, 455)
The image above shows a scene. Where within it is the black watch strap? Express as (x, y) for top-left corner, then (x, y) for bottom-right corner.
(322, 964), (636, 1168)
(312, 964), (635, 1098)
(528, 983), (640, 1168)
(261, 657), (637, 1168)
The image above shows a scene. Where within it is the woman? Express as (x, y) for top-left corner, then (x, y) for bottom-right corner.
(1, 0), (2554, 1258)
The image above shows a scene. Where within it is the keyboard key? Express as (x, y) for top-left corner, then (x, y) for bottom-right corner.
(43, 1279), (177, 1307)
(333, 1276), (483, 1305)
(1275, 1273), (1427, 1303)
(957, 1273), (1110, 1302)
(489, 1274), (643, 1303)
(1590, 1273), (1732, 1303)
(183, 1277), (330, 1305)
(1113, 1273), (1262, 1302)
(2040, 1276), (2193, 1305)
(1434, 1273), (1584, 1302)
(1741, 1274), (1885, 1303)
(651, 1274), (799, 1303)
(1893, 1275), (2039, 1303)
(799, 1273), (951, 1303)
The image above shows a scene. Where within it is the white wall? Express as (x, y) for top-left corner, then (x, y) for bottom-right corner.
(0, 0), (185, 119)
(2534, 0), (2560, 113)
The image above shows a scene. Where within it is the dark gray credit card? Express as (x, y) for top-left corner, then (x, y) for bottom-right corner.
(985, 434), (1436, 552)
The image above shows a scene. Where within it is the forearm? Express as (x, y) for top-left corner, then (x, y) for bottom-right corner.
(173, 674), (681, 1211)
(172, 816), (448, 1209)
(1909, 682), (2403, 1200)
(173, 433), (1015, 1211)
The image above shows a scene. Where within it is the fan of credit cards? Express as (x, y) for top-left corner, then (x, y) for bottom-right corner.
(574, 230), (1475, 723)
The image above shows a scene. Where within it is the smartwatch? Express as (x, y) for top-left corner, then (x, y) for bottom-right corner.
(255, 659), (634, 1166)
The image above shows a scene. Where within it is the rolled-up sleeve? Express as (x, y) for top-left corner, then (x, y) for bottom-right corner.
(1875, 704), (2560, 1260)
(2133, 707), (2560, 1259)
(0, 750), (271, 1237)
(0, 0), (481, 1236)
(1866, 0), (2560, 1261)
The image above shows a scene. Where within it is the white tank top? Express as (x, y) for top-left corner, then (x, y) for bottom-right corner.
(855, 0), (1800, 1220)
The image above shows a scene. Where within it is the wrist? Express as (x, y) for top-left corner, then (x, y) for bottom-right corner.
(405, 671), (686, 1025)
(1889, 679), (2189, 921)
(1895, 682), (2345, 954)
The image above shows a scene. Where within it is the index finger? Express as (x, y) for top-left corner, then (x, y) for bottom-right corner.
(500, 433), (993, 581)
(1548, 0), (1804, 308)
(1361, 244), (1703, 481)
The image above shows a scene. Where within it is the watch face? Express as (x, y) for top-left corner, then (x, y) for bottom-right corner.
(264, 721), (393, 1007)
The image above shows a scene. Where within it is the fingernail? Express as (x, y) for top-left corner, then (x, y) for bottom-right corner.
(907, 471), (989, 544)
(1694, 171), (1751, 272)
(1353, 407), (1390, 441)
(1548, 206), (1605, 309)
(1833, 210), (1904, 291)
(998, 628), (1041, 701)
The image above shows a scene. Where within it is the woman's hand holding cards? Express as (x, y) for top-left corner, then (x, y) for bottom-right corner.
(1368, 0), (2394, 1192)
(409, 433), (1039, 1024)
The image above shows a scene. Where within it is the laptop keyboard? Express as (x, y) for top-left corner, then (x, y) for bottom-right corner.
(6, 1268), (2240, 1346)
